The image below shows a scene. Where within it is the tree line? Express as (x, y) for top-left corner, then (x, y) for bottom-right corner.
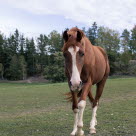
(0, 22), (136, 82)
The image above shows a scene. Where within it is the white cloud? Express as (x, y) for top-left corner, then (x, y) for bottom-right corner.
(0, 15), (41, 38)
(1, 0), (136, 35)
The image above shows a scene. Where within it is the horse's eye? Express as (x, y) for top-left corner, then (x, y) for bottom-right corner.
(79, 51), (84, 57)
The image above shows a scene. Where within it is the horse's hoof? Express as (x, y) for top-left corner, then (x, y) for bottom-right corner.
(70, 132), (76, 136)
(76, 130), (85, 136)
(70, 130), (77, 136)
(90, 128), (96, 134)
(76, 134), (85, 136)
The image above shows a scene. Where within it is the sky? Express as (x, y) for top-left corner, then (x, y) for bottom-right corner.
(0, 0), (136, 38)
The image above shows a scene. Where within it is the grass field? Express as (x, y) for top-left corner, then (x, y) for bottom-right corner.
(0, 78), (136, 136)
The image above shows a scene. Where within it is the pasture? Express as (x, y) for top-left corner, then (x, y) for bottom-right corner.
(0, 78), (136, 136)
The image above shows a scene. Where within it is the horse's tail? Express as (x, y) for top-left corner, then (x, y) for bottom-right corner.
(65, 92), (72, 102)
(65, 90), (82, 102)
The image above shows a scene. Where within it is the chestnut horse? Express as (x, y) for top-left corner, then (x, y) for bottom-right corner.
(62, 27), (110, 136)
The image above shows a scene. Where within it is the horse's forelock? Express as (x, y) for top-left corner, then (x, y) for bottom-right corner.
(63, 40), (79, 52)
(62, 28), (85, 52)
(69, 27), (85, 37)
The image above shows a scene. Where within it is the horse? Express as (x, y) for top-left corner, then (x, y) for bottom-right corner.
(62, 27), (110, 136)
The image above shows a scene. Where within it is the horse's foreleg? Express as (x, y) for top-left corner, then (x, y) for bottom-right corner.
(71, 109), (78, 136)
(76, 81), (92, 136)
(71, 92), (78, 136)
(76, 100), (86, 136)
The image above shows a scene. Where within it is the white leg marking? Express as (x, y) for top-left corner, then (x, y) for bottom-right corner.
(90, 105), (98, 134)
(76, 100), (86, 136)
(68, 46), (81, 89)
(71, 109), (78, 136)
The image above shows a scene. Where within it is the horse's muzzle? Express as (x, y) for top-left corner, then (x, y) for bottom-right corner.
(70, 81), (83, 91)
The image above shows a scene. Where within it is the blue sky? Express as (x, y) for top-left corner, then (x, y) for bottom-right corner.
(0, 0), (136, 37)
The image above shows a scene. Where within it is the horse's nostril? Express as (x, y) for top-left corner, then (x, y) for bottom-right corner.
(80, 81), (82, 85)
(69, 81), (72, 86)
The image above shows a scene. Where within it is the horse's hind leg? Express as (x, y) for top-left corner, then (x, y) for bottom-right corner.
(90, 76), (108, 134)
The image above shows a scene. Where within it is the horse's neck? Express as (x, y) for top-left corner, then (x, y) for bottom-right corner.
(84, 37), (95, 65)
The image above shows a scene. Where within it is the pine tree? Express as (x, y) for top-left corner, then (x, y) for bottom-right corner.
(19, 34), (25, 55)
(0, 33), (4, 63)
(25, 38), (37, 76)
(87, 27), (93, 44)
(8, 55), (21, 80)
(8, 35), (16, 55)
(82, 27), (86, 35)
(121, 29), (130, 52)
(48, 30), (62, 53)
(14, 29), (19, 53)
(44, 52), (65, 82)
(130, 26), (136, 59)
(91, 22), (97, 45)
(96, 26), (120, 74)
(0, 63), (4, 79)
(87, 22), (97, 45)
(37, 34), (48, 73)
(19, 55), (27, 80)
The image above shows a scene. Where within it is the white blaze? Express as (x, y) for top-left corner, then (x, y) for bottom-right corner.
(68, 46), (81, 88)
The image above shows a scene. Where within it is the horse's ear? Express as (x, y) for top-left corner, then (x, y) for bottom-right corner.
(77, 30), (83, 42)
(63, 30), (68, 42)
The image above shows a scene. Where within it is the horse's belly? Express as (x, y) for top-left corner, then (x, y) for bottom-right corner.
(92, 60), (106, 84)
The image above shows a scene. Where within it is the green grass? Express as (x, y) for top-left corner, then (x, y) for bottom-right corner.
(0, 78), (136, 136)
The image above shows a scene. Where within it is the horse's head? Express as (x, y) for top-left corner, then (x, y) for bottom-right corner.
(62, 28), (85, 92)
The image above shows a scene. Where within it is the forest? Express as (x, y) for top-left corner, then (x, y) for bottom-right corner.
(0, 22), (136, 82)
